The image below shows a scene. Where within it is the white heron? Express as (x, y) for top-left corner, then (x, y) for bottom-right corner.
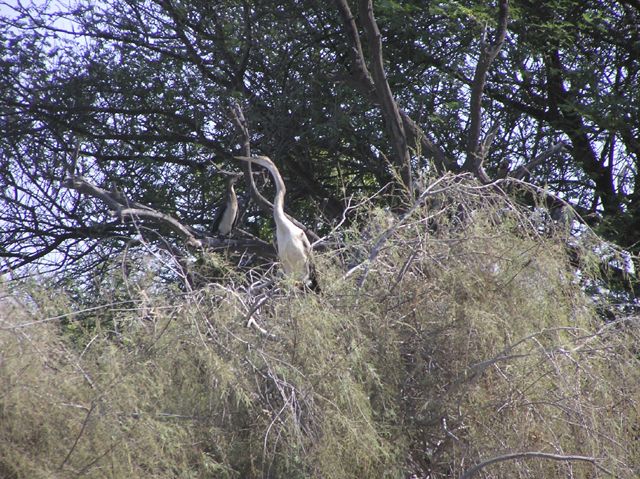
(234, 155), (319, 290)
(212, 175), (239, 236)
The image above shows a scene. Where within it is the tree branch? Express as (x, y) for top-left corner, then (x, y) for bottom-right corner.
(229, 99), (272, 215)
(334, 0), (375, 90)
(62, 174), (278, 259)
(228, 101), (320, 242)
(63, 176), (203, 247)
(463, 0), (509, 182)
(511, 141), (567, 180)
(334, 0), (452, 173)
(357, 0), (413, 197)
(460, 451), (616, 479)
(544, 49), (621, 215)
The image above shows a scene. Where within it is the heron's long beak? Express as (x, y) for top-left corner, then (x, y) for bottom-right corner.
(233, 156), (253, 162)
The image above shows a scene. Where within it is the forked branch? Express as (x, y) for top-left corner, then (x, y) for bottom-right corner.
(228, 101), (320, 241)
(63, 173), (276, 258)
(63, 176), (203, 247)
(229, 99), (272, 216)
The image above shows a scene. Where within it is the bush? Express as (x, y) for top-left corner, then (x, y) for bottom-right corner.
(1, 176), (638, 478)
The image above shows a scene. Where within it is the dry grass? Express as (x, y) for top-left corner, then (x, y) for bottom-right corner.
(0, 175), (638, 478)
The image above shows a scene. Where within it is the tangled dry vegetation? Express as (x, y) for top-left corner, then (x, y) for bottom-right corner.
(1, 176), (638, 478)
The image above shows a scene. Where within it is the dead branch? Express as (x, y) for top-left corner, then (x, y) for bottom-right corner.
(229, 99), (272, 215)
(228, 100), (320, 242)
(346, 174), (456, 287)
(59, 402), (96, 471)
(63, 176), (203, 247)
(459, 451), (616, 479)
(62, 175), (277, 259)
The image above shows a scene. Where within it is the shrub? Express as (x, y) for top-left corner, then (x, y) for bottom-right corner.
(0, 176), (638, 478)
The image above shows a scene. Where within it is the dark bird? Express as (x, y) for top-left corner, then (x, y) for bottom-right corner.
(212, 175), (240, 236)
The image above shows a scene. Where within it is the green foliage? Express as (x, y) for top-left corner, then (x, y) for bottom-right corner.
(0, 177), (638, 478)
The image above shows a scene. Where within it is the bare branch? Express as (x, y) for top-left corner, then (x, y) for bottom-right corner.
(229, 99), (271, 214)
(228, 101), (320, 242)
(201, 232), (276, 260)
(63, 173), (277, 259)
(59, 403), (96, 471)
(346, 174), (455, 286)
(460, 451), (616, 479)
(119, 208), (202, 247)
(230, 99), (252, 158)
(62, 176), (135, 213)
(335, 0), (453, 175)
(63, 176), (202, 247)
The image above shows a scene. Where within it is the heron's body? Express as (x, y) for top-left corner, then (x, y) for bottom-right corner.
(234, 155), (318, 290)
(275, 217), (312, 282)
(213, 177), (239, 236)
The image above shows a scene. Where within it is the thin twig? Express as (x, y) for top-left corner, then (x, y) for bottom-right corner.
(346, 174), (453, 286)
(59, 402), (96, 471)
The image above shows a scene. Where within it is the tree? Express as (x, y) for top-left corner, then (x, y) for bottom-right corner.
(1, 0), (638, 288)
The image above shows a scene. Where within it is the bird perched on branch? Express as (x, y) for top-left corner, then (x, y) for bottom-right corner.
(212, 175), (240, 236)
(234, 155), (319, 291)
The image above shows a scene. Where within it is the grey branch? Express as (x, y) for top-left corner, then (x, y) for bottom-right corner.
(229, 100), (272, 214)
(460, 451), (617, 479)
(228, 101), (320, 241)
(63, 176), (202, 247)
(334, 0), (451, 173)
(63, 175), (277, 257)
(357, 0), (413, 197)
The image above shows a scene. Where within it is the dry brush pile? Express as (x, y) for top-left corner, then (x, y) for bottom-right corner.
(1, 175), (638, 478)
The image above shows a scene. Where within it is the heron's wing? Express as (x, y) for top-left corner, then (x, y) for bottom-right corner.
(299, 229), (313, 253)
(210, 202), (225, 232)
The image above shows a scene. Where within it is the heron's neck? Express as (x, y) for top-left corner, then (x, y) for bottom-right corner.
(264, 162), (290, 229)
(227, 184), (236, 201)
(273, 186), (287, 227)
